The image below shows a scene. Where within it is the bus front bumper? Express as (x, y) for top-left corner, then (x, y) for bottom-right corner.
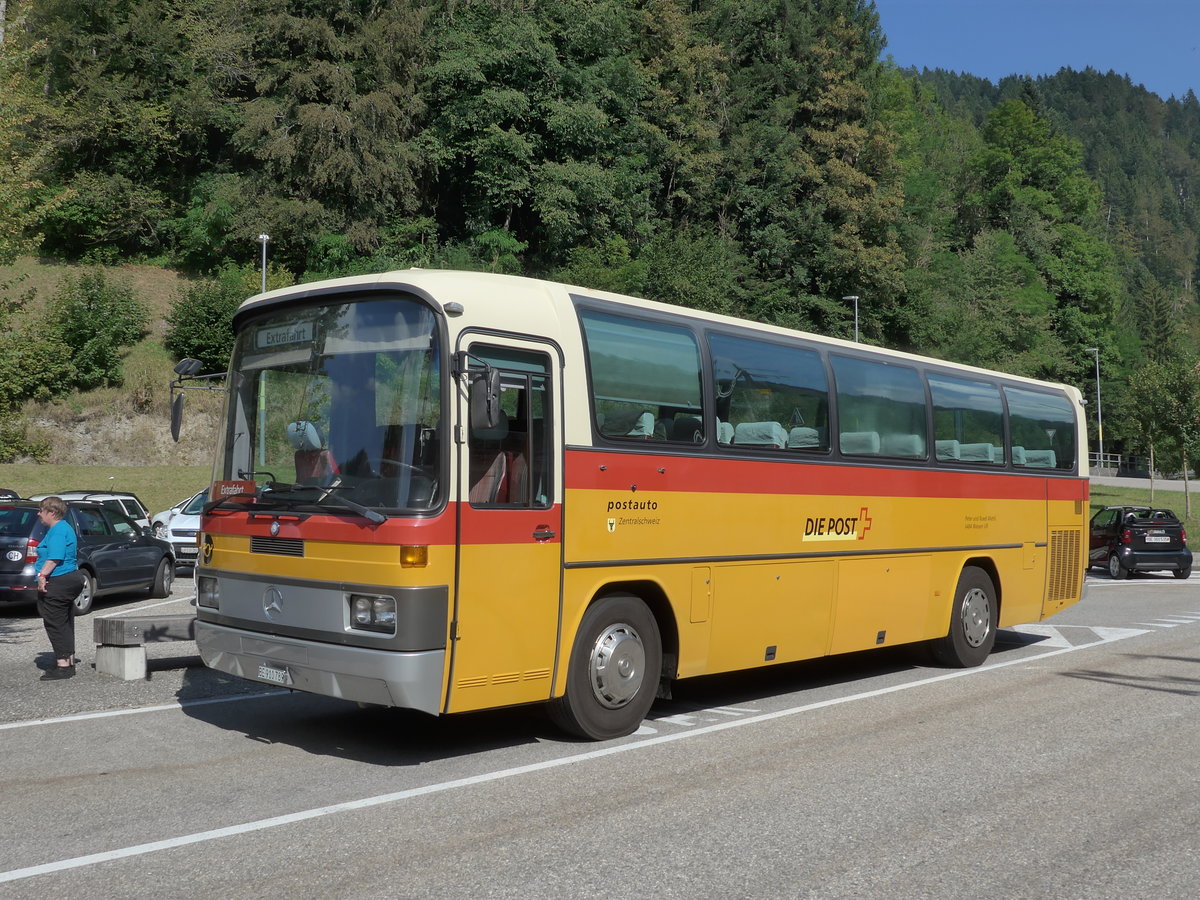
(196, 621), (445, 715)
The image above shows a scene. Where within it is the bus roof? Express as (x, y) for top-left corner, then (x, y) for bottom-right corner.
(236, 268), (1079, 398)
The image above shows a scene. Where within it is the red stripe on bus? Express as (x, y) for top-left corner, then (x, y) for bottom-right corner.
(565, 449), (1085, 501)
(1047, 479), (1088, 501)
(459, 507), (563, 545)
(207, 511), (457, 544)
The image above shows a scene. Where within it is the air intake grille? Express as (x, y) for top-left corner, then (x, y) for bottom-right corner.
(1048, 529), (1082, 603)
(250, 536), (304, 557)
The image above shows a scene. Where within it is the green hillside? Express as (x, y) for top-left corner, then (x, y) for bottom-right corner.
(3, 1), (1200, 474)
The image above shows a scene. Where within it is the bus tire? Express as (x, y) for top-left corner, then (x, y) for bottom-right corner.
(929, 566), (997, 668)
(548, 594), (662, 741)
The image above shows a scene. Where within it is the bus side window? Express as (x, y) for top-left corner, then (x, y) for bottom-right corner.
(466, 351), (553, 508)
(831, 355), (926, 460)
(1005, 387), (1075, 471)
(579, 309), (703, 445)
(928, 373), (1003, 467)
(709, 332), (830, 454)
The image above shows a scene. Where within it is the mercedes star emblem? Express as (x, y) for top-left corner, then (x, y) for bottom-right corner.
(263, 586), (284, 620)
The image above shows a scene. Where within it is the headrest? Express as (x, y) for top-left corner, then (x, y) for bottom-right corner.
(626, 412), (655, 437)
(787, 426), (819, 448)
(733, 421), (788, 446)
(287, 421), (324, 451)
(671, 416), (704, 442)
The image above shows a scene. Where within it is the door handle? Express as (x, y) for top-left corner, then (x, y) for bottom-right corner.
(532, 527), (556, 542)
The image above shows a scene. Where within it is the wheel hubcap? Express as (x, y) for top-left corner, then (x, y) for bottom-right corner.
(588, 622), (645, 709)
(961, 588), (991, 648)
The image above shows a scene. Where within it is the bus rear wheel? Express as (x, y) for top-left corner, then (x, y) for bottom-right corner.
(929, 566), (997, 668)
(548, 594), (662, 741)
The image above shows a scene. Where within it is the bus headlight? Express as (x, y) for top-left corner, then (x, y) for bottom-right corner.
(349, 594), (397, 634)
(196, 575), (220, 609)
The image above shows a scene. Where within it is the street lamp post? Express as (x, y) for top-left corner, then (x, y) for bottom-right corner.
(1085, 347), (1103, 471)
(842, 295), (860, 342)
(257, 233), (270, 294)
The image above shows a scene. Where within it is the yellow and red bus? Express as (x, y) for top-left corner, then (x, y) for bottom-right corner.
(187, 269), (1087, 739)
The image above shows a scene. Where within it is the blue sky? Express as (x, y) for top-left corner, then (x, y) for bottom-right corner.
(874, 0), (1200, 101)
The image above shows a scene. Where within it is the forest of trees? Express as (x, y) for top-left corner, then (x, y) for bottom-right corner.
(1, 0), (1199, 469)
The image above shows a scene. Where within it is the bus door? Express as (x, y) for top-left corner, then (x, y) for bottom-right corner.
(446, 339), (563, 713)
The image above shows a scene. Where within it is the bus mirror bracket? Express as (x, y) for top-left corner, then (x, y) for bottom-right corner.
(457, 351), (502, 431)
(168, 358), (228, 443)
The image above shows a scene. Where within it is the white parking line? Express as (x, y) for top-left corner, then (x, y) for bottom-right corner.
(106, 593), (196, 615)
(0, 624), (1149, 885)
(0, 690), (285, 732)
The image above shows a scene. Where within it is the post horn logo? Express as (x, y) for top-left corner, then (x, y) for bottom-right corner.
(201, 533), (214, 565)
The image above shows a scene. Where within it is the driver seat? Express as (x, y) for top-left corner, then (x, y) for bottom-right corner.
(288, 421), (336, 482)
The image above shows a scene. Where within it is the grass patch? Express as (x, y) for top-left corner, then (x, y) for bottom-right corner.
(1090, 483), (1198, 536)
(0, 463), (209, 516)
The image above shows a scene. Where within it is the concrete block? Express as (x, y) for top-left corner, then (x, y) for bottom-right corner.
(95, 644), (147, 680)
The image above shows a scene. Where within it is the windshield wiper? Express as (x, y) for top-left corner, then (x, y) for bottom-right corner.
(260, 483), (386, 526)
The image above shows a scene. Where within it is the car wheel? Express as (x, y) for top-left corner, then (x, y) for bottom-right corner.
(1174, 566), (1192, 580)
(149, 557), (174, 598)
(73, 570), (96, 616)
(929, 566), (997, 668)
(547, 594), (662, 740)
(1108, 553), (1131, 580)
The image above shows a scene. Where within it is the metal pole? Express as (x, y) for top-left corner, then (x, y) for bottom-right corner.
(258, 233), (270, 293)
(842, 295), (860, 342)
(1086, 348), (1103, 470)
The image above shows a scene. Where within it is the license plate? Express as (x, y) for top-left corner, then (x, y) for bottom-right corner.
(179, 546), (198, 556)
(1145, 535), (1170, 543)
(257, 663), (292, 685)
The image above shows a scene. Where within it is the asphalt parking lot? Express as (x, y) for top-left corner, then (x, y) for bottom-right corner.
(0, 571), (269, 723)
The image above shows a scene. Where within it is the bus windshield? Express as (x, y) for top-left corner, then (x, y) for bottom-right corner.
(215, 295), (443, 514)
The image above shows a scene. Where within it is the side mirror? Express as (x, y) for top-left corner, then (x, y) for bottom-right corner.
(170, 393), (185, 442)
(469, 367), (502, 431)
(174, 358), (203, 377)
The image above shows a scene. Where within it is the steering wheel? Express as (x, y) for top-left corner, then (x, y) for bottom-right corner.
(368, 458), (426, 478)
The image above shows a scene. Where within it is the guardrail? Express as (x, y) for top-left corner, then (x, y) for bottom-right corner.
(93, 614), (196, 680)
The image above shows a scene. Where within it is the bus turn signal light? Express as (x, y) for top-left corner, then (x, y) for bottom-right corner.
(400, 545), (428, 568)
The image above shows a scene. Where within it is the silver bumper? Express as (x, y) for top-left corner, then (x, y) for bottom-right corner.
(196, 620), (445, 714)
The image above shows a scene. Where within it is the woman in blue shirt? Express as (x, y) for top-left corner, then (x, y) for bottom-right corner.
(36, 496), (84, 680)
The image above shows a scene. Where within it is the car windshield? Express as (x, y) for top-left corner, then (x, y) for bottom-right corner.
(214, 294), (443, 514)
(182, 491), (208, 516)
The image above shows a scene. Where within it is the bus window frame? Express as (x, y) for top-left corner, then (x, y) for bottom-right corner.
(573, 298), (710, 449)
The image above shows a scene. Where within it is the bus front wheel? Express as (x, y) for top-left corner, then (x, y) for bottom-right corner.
(548, 594), (662, 741)
(929, 566), (997, 668)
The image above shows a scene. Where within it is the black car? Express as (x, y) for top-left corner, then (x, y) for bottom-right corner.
(0, 500), (176, 614)
(1088, 505), (1193, 579)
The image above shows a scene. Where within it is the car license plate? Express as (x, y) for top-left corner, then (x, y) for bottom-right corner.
(257, 663), (292, 685)
(1145, 535), (1170, 543)
(179, 546), (198, 556)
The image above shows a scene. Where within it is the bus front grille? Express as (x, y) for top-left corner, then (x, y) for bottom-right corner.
(250, 536), (305, 557)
